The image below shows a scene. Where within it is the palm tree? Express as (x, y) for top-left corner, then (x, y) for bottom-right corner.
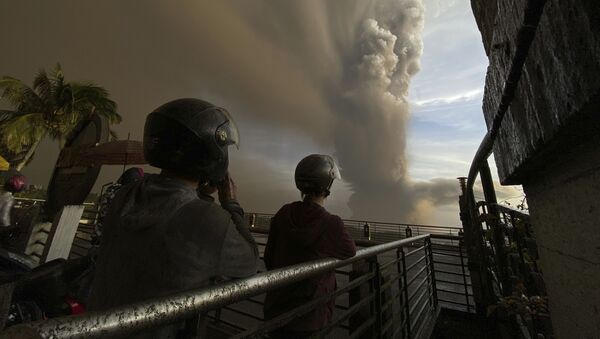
(0, 64), (121, 170)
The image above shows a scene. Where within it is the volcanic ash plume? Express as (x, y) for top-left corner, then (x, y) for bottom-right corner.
(0, 0), (460, 223)
(224, 0), (460, 222)
(329, 1), (457, 222)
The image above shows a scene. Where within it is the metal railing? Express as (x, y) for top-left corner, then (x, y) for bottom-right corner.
(4, 234), (440, 339)
(247, 213), (472, 314)
(247, 212), (462, 242)
(477, 203), (551, 336)
(210, 231), (472, 337)
(11, 200), (473, 317)
(12, 198), (46, 209)
(68, 206), (97, 259)
(11, 198), (98, 260)
(428, 235), (473, 314)
(13, 200), (472, 309)
(13, 198), (95, 209)
(12, 203), (461, 261)
(9, 199), (473, 335)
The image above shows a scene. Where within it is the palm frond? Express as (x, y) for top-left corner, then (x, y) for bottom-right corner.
(0, 110), (26, 124)
(0, 113), (46, 153)
(51, 63), (64, 82)
(33, 68), (54, 111)
(109, 129), (119, 141)
(0, 77), (44, 113)
(1, 65), (120, 160)
(0, 77), (29, 107)
(20, 88), (44, 112)
(71, 82), (121, 124)
(49, 64), (67, 109)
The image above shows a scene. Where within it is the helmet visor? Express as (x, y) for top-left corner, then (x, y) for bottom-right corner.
(215, 108), (240, 149)
(329, 157), (341, 180)
(331, 161), (341, 180)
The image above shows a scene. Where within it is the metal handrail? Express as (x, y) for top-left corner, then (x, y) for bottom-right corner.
(430, 235), (473, 313)
(4, 235), (431, 339)
(249, 211), (460, 230)
(490, 203), (529, 219)
(214, 232), (470, 335)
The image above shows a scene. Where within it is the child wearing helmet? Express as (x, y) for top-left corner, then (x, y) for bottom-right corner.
(264, 154), (356, 338)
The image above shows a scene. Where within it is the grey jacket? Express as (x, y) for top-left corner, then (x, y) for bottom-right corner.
(88, 174), (258, 338)
(0, 191), (14, 227)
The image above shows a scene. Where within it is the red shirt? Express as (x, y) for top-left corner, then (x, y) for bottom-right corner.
(263, 200), (356, 331)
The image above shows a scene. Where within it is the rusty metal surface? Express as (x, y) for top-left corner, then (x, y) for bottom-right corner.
(3, 235), (429, 339)
(79, 140), (146, 166)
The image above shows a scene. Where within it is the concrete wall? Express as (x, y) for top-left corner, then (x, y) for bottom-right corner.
(473, 0), (600, 185)
(524, 140), (600, 338)
(471, 0), (600, 338)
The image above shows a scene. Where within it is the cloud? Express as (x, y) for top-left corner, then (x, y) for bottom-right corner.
(1, 0), (493, 225)
(413, 89), (483, 106)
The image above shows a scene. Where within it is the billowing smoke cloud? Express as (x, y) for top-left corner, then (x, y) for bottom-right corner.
(1, 0), (460, 223)
(332, 2), (439, 222)
(225, 0), (460, 222)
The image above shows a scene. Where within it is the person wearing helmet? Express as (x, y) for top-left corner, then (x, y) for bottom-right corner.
(263, 154), (356, 338)
(88, 98), (258, 338)
(0, 175), (26, 228)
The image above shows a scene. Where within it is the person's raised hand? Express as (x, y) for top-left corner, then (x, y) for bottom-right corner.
(218, 172), (237, 203)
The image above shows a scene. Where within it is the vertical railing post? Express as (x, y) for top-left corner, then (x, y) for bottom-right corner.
(369, 256), (383, 338)
(458, 177), (496, 315)
(374, 224), (377, 242)
(426, 237), (438, 309)
(349, 260), (372, 338)
(458, 239), (471, 312)
(480, 160), (510, 296)
(510, 212), (527, 270)
(400, 248), (411, 339)
(396, 249), (406, 338)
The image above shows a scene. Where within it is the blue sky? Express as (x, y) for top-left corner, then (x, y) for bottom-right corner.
(409, 0), (489, 182)
(406, 0), (523, 222)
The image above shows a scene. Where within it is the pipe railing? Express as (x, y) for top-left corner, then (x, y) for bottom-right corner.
(211, 233), (472, 335)
(11, 199), (473, 316)
(429, 236), (473, 313)
(3, 234), (439, 339)
(247, 212), (462, 242)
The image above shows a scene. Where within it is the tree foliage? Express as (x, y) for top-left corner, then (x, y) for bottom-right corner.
(0, 64), (121, 169)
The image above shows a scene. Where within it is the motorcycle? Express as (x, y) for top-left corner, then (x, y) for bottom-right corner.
(0, 249), (91, 328)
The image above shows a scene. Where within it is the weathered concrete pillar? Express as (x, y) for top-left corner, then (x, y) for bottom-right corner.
(522, 141), (600, 338)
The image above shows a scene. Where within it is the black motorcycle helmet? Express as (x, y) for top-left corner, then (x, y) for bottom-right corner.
(143, 98), (239, 183)
(295, 154), (341, 197)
